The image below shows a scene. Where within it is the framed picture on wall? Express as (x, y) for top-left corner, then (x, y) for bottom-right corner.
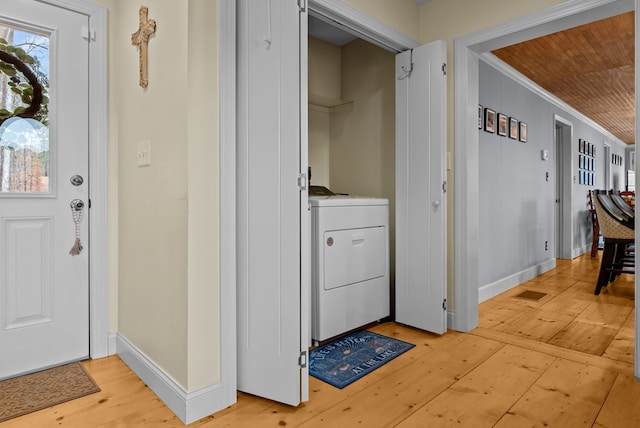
(484, 108), (496, 133)
(478, 105), (483, 129)
(519, 122), (527, 142)
(497, 113), (507, 136)
(508, 117), (518, 139)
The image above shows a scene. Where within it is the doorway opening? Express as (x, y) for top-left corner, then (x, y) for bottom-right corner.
(307, 16), (397, 329)
(554, 116), (573, 260)
(454, 0), (637, 376)
(604, 143), (612, 190)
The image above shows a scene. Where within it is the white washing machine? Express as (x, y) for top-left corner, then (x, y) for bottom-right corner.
(310, 195), (390, 342)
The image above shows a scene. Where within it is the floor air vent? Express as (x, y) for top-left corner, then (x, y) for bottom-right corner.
(514, 290), (547, 301)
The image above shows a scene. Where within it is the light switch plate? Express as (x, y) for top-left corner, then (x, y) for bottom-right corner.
(137, 140), (151, 167)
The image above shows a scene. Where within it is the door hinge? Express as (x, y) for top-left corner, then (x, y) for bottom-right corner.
(442, 63), (447, 76)
(442, 181), (447, 193)
(442, 298), (447, 311)
(298, 0), (306, 12)
(82, 26), (96, 42)
(298, 173), (308, 191)
(298, 350), (307, 368)
(88, 199), (92, 209)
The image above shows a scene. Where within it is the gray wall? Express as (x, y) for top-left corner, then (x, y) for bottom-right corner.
(478, 59), (627, 292)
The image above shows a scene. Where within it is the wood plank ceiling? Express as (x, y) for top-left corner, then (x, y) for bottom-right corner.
(492, 11), (635, 145)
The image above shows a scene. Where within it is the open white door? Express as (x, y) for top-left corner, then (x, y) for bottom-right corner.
(236, 0), (308, 405)
(395, 40), (447, 334)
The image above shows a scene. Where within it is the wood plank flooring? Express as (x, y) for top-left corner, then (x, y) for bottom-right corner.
(1, 253), (638, 427)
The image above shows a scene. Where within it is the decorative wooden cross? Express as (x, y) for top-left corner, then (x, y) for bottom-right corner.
(131, 5), (156, 88)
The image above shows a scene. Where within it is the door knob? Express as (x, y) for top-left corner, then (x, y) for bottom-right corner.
(432, 200), (441, 208)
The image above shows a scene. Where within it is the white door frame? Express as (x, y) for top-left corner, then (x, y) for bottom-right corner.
(217, 0), (422, 406)
(454, 0), (638, 377)
(554, 115), (573, 260)
(35, 0), (109, 359)
(604, 142), (612, 190)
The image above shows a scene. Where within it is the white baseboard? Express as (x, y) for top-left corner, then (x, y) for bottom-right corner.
(116, 333), (231, 425)
(572, 244), (592, 259)
(478, 258), (557, 303)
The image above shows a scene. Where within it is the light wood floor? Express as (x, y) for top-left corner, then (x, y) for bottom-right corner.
(2, 253), (639, 427)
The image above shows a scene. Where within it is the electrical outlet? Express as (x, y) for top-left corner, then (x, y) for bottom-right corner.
(137, 140), (151, 167)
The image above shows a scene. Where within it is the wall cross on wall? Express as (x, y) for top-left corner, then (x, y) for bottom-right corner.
(131, 5), (156, 88)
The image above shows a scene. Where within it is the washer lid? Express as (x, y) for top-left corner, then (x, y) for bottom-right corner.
(309, 195), (389, 207)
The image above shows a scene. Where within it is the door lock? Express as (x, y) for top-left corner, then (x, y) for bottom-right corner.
(70, 175), (84, 186)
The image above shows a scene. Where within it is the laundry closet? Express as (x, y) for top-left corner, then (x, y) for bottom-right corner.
(307, 17), (397, 342)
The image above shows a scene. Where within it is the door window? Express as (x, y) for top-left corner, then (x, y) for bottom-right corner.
(0, 22), (49, 194)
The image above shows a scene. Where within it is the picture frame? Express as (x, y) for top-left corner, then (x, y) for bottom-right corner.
(478, 105), (483, 129)
(484, 108), (496, 133)
(497, 113), (507, 136)
(519, 121), (527, 142)
(508, 117), (518, 139)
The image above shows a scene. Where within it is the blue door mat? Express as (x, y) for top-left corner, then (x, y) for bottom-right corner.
(309, 330), (415, 389)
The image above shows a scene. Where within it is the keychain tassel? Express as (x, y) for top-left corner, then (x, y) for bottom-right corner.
(69, 238), (83, 256)
(69, 199), (84, 256)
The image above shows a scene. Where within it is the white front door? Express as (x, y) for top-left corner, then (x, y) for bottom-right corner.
(0, 0), (89, 379)
(395, 40), (448, 334)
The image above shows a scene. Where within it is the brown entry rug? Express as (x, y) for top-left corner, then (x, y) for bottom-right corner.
(0, 362), (101, 423)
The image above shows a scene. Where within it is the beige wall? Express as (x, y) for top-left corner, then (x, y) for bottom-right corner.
(330, 39), (395, 201)
(186, 0), (219, 391)
(342, 0), (420, 41)
(308, 36), (341, 187)
(98, 0), (219, 391)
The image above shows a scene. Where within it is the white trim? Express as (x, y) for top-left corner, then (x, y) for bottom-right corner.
(453, 41), (479, 332)
(482, 53), (626, 146)
(459, 0), (633, 53)
(479, 258), (556, 303)
(218, 0), (238, 410)
(454, 0), (636, 335)
(116, 334), (224, 425)
(308, 0), (419, 53)
(38, 0), (109, 360)
(572, 245), (592, 259)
